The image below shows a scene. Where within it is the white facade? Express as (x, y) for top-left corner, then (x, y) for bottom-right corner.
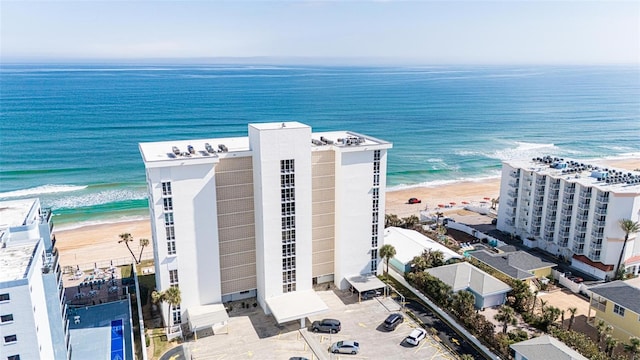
(0, 199), (69, 360)
(139, 122), (391, 328)
(497, 157), (640, 279)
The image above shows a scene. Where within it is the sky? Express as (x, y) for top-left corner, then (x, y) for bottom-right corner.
(1, 1), (639, 65)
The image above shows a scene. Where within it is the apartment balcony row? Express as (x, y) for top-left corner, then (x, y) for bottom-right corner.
(507, 200), (517, 207)
(573, 244), (585, 254)
(577, 201), (591, 212)
(561, 208), (573, 217)
(548, 191), (559, 201)
(560, 219), (572, 228)
(509, 180), (520, 188)
(562, 196), (575, 205)
(510, 171), (520, 179)
(545, 211), (557, 221)
(591, 229), (605, 240)
(508, 189), (519, 198)
(535, 177), (547, 186)
(558, 238), (569, 248)
(579, 188), (592, 198)
(544, 223), (556, 233)
(596, 194), (610, 203)
(505, 218), (515, 227)
(574, 224), (587, 232)
(549, 182), (561, 190)
(544, 233), (555, 242)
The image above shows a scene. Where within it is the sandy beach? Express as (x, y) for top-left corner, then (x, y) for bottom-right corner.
(53, 157), (639, 268)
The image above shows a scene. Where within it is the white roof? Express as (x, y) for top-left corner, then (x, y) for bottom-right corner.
(265, 289), (328, 324)
(510, 335), (588, 360)
(347, 274), (387, 293)
(0, 198), (36, 229)
(425, 262), (511, 296)
(383, 227), (463, 264)
(185, 303), (229, 332)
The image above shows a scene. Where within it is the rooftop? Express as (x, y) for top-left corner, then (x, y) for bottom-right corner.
(0, 241), (39, 282)
(510, 335), (588, 360)
(589, 279), (640, 314)
(383, 227), (463, 264)
(504, 156), (640, 194)
(469, 249), (556, 280)
(425, 262), (511, 296)
(0, 198), (36, 229)
(139, 122), (391, 163)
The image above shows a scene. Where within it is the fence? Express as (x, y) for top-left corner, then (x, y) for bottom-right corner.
(551, 269), (593, 297)
(61, 250), (154, 273)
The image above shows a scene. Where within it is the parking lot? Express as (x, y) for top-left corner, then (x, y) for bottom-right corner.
(186, 289), (456, 360)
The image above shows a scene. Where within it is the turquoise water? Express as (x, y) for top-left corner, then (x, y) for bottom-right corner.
(1, 64), (639, 228)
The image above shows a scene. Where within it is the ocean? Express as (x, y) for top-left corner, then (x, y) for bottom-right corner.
(1, 64), (639, 229)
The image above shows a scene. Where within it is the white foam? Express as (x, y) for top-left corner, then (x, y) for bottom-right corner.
(0, 184), (87, 199)
(386, 172), (501, 192)
(488, 141), (558, 161)
(49, 189), (147, 209)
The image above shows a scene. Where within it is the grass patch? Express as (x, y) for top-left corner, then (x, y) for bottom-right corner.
(150, 329), (170, 359)
(138, 274), (156, 307)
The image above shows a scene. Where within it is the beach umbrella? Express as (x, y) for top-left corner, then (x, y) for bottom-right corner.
(438, 204), (445, 208)
(483, 197), (491, 200)
(461, 201), (469, 205)
(450, 202), (456, 205)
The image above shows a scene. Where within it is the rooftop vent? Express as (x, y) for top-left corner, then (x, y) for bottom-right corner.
(218, 144), (228, 153)
(172, 146), (180, 155)
(205, 143), (215, 153)
(312, 139), (323, 146)
(187, 145), (195, 154)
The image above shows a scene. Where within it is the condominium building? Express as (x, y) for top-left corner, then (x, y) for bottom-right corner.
(497, 156), (640, 280)
(139, 122), (391, 332)
(0, 198), (70, 360)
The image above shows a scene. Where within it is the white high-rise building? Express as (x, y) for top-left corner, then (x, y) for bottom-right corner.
(497, 156), (640, 280)
(0, 198), (70, 360)
(139, 122), (391, 332)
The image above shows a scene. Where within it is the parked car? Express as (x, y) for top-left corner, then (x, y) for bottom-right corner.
(311, 318), (341, 333)
(362, 289), (382, 300)
(383, 313), (404, 331)
(408, 197), (422, 204)
(330, 340), (359, 354)
(405, 328), (427, 346)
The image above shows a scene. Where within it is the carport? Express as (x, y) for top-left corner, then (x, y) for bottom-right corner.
(185, 303), (229, 339)
(265, 289), (328, 329)
(347, 275), (388, 302)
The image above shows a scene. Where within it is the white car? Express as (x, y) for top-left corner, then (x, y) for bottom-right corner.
(405, 328), (427, 346)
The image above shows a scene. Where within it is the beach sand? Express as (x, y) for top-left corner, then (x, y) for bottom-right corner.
(53, 157), (639, 268)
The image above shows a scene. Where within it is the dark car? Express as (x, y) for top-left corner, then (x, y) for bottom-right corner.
(362, 289), (382, 300)
(408, 197), (422, 204)
(312, 318), (341, 333)
(383, 313), (404, 331)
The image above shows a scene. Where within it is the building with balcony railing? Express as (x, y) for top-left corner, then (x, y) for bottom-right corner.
(497, 156), (640, 279)
(0, 198), (70, 360)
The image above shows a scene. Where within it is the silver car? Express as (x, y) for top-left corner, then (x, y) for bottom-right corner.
(330, 340), (360, 354)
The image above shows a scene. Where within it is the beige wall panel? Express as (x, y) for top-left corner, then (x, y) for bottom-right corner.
(217, 198), (254, 214)
(311, 151), (335, 164)
(313, 263), (334, 278)
(219, 237), (256, 255)
(312, 226), (334, 240)
(312, 201), (335, 215)
(216, 184), (254, 200)
(221, 276), (257, 294)
(312, 163), (336, 176)
(312, 188), (335, 202)
(216, 170), (254, 187)
(216, 157), (253, 172)
(220, 264), (256, 281)
(218, 225), (255, 241)
(313, 214), (335, 228)
(218, 212), (254, 228)
(220, 251), (256, 269)
(312, 176), (335, 189)
(312, 237), (334, 252)
(313, 250), (334, 264)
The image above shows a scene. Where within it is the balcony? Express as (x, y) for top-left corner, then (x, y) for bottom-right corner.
(573, 244), (584, 254)
(549, 182), (561, 191)
(579, 188), (592, 198)
(591, 229), (604, 239)
(509, 180), (520, 188)
(589, 241), (603, 251)
(564, 185), (576, 195)
(577, 201), (591, 211)
(548, 191), (559, 200)
(505, 219), (515, 227)
(561, 208), (573, 217)
(508, 190), (519, 198)
(544, 223), (556, 233)
(534, 199), (545, 207)
(562, 196), (575, 205)
(558, 238), (569, 247)
(574, 234), (586, 244)
(560, 219), (572, 227)
(536, 177), (547, 186)
(532, 227), (541, 236)
(507, 200), (517, 207)
(596, 194), (610, 203)
(576, 212), (589, 222)
(588, 252), (601, 261)
(594, 207), (608, 216)
(544, 233), (555, 242)
(575, 224), (587, 233)
(545, 213), (557, 222)
(558, 228), (570, 237)
(592, 219), (606, 228)
(510, 171), (520, 179)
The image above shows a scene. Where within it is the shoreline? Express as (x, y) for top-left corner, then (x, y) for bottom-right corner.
(53, 157), (639, 267)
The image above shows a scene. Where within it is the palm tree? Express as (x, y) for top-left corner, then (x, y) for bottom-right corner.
(494, 305), (517, 334)
(118, 233), (137, 264)
(411, 255), (427, 273)
(152, 286), (182, 331)
(567, 307), (577, 331)
(538, 299), (548, 314)
(137, 238), (149, 263)
(595, 320), (607, 344)
(435, 211), (444, 225)
(605, 334), (620, 357)
(385, 214), (402, 228)
(616, 219), (640, 279)
(624, 337), (640, 360)
(490, 197), (499, 210)
(379, 244), (396, 276)
(402, 215), (420, 229)
(452, 290), (476, 317)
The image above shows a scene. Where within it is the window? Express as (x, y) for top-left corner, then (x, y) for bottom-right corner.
(282, 230), (295, 243)
(281, 188), (295, 202)
(373, 150), (381, 161)
(0, 294), (8, 302)
(614, 304), (626, 317)
(172, 305), (181, 324)
(167, 240), (176, 255)
(165, 226), (175, 240)
(281, 215), (295, 230)
(161, 182), (172, 196)
(169, 270), (179, 286)
(281, 159), (295, 173)
(1, 314), (13, 323)
(164, 213), (174, 226)
(281, 202), (295, 216)
(4, 335), (17, 344)
(373, 174), (380, 186)
(163, 198), (173, 211)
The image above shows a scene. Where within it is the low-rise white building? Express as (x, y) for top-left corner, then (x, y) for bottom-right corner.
(0, 198), (70, 360)
(383, 227), (463, 273)
(139, 122), (392, 332)
(497, 157), (640, 279)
